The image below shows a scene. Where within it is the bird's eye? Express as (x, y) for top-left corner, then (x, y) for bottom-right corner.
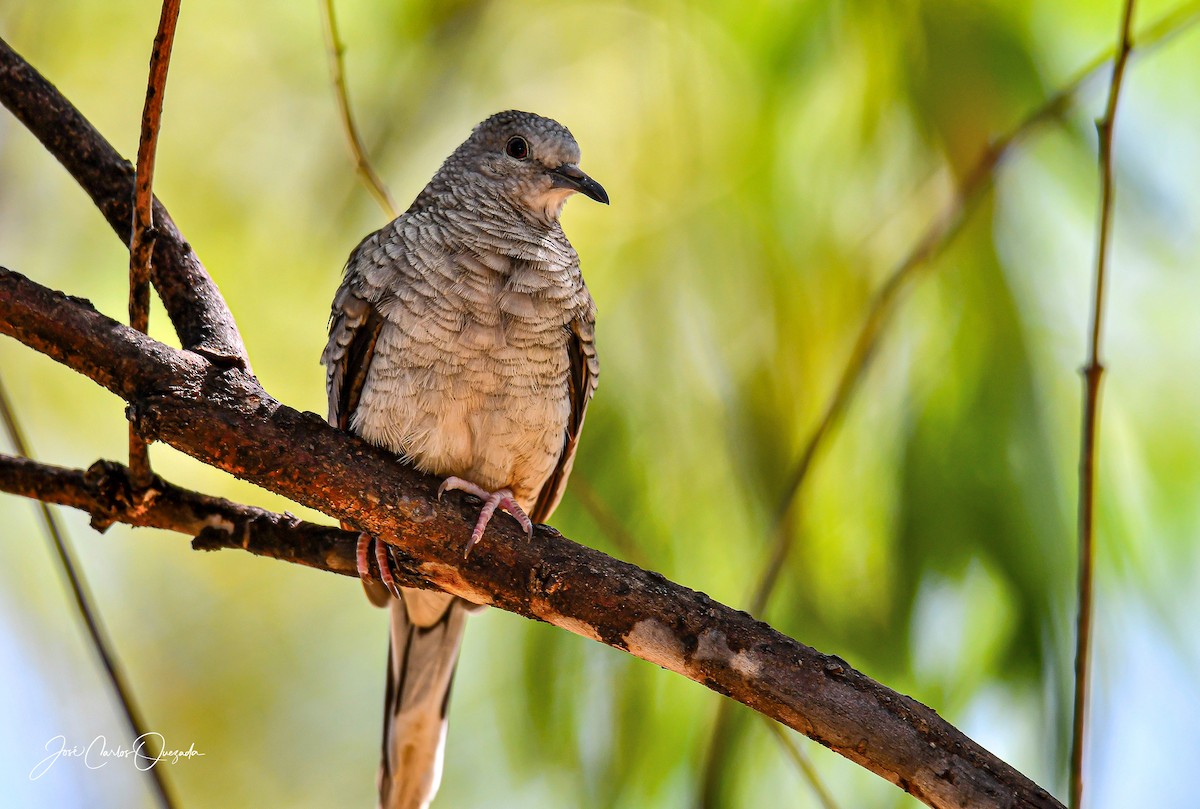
(505, 136), (529, 160)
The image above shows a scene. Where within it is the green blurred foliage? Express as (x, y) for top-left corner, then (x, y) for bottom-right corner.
(2, 0), (1200, 807)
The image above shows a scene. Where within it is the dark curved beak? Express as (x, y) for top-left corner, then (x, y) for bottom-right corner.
(549, 163), (609, 205)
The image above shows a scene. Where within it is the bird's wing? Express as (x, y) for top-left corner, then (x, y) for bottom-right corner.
(323, 233), (457, 622)
(324, 279), (384, 432)
(531, 313), (599, 524)
(323, 255), (391, 608)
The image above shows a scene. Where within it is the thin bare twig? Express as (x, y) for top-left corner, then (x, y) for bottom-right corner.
(319, 0), (398, 219)
(0, 379), (175, 809)
(700, 4), (1200, 802)
(128, 0), (181, 488)
(763, 717), (842, 809)
(1071, 1), (1138, 806)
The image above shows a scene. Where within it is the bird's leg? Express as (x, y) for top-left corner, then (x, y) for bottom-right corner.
(356, 532), (402, 599)
(437, 476), (534, 557)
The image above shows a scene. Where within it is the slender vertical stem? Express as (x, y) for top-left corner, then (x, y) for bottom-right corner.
(320, 0), (398, 219)
(128, 0), (181, 488)
(0, 378), (175, 809)
(1071, 1), (1137, 806)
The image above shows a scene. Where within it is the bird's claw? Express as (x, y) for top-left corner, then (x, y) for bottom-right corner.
(356, 532), (402, 599)
(438, 476), (534, 558)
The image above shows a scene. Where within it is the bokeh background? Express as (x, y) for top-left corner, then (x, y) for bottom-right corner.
(2, 0), (1199, 806)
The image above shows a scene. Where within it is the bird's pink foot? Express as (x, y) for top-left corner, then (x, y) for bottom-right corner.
(356, 532), (401, 599)
(437, 476), (534, 557)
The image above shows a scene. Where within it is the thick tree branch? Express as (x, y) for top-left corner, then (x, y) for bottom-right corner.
(0, 36), (249, 370)
(0, 455), (363, 571)
(0, 266), (1060, 809)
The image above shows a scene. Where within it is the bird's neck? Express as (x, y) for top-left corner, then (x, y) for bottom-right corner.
(418, 188), (564, 254)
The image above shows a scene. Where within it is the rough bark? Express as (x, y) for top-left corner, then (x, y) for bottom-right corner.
(0, 455), (361, 572)
(0, 267), (1060, 809)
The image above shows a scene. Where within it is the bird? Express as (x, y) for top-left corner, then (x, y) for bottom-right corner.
(321, 110), (606, 809)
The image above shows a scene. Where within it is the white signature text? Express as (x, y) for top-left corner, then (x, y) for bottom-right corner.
(30, 733), (204, 780)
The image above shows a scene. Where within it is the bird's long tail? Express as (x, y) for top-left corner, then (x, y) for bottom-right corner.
(378, 588), (469, 809)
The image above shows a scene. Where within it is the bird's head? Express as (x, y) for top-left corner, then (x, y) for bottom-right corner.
(446, 110), (608, 223)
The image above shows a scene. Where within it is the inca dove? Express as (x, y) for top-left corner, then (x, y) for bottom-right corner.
(322, 110), (605, 809)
